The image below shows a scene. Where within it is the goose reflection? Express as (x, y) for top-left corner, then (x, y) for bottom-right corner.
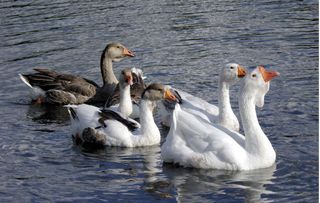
(162, 163), (276, 202)
(69, 142), (275, 201)
(26, 104), (70, 124)
(70, 145), (174, 199)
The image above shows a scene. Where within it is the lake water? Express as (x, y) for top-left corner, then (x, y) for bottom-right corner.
(0, 0), (318, 202)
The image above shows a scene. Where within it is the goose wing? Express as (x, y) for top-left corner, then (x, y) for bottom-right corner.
(99, 109), (140, 131)
(20, 68), (98, 104)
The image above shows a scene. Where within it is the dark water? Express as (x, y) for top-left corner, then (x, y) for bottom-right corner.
(0, 0), (318, 202)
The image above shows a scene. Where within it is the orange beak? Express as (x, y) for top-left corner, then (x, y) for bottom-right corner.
(258, 66), (280, 82)
(123, 47), (135, 57)
(125, 75), (133, 85)
(237, 65), (246, 78)
(164, 89), (178, 102)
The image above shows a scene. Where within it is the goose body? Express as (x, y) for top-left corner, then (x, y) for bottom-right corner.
(161, 66), (279, 170)
(160, 63), (246, 132)
(19, 43), (136, 105)
(67, 83), (179, 147)
(67, 104), (142, 147)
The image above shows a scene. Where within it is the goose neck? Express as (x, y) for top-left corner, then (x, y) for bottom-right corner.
(118, 85), (132, 117)
(218, 81), (235, 123)
(100, 55), (118, 86)
(138, 100), (160, 142)
(218, 81), (231, 112)
(239, 91), (274, 157)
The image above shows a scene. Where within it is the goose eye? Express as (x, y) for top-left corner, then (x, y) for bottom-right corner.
(230, 66), (234, 69)
(252, 74), (257, 78)
(117, 46), (120, 49)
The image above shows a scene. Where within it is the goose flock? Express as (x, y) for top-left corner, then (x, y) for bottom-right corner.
(20, 42), (280, 171)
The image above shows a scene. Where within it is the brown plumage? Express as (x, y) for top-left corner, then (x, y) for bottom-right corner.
(20, 42), (136, 105)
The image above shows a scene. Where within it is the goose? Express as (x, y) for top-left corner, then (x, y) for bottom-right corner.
(19, 42), (137, 105)
(159, 63), (246, 132)
(107, 68), (135, 117)
(161, 66), (280, 170)
(67, 83), (179, 147)
(106, 67), (146, 118)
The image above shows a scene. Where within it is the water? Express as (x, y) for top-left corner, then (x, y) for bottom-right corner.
(0, 0), (318, 202)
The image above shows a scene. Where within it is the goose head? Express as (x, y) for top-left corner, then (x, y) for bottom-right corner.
(241, 65), (280, 108)
(220, 63), (247, 85)
(118, 68), (133, 88)
(104, 43), (135, 62)
(142, 83), (179, 110)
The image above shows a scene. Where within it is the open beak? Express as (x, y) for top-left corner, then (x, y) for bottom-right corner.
(164, 89), (179, 102)
(125, 75), (133, 85)
(123, 47), (135, 57)
(237, 65), (246, 78)
(258, 66), (280, 82)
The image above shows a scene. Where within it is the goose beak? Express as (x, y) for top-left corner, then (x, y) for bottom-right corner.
(237, 65), (246, 78)
(258, 66), (280, 82)
(125, 75), (133, 85)
(123, 47), (135, 57)
(164, 89), (179, 102)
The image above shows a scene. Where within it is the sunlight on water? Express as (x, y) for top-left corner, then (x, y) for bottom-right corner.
(0, 0), (318, 202)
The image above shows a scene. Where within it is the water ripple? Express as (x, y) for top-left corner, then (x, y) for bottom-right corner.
(0, 0), (317, 202)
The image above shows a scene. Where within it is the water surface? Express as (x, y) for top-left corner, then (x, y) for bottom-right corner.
(0, 0), (318, 202)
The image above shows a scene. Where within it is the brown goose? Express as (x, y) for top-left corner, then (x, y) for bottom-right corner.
(19, 42), (135, 105)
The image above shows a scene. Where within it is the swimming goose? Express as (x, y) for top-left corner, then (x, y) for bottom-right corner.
(67, 83), (179, 147)
(161, 66), (279, 170)
(107, 68), (135, 117)
(160, 63), (246, 132)
(106, 67), (146, 118)
(19, 42), (135, 105)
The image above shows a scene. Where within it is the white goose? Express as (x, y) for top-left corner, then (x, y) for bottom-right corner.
(160, 63), (246, 132)
(161, 66), (280, 170)
(67, 83), (178, 147)
(75, 67), (142, 118)
(106, 67), (146, 119)
(107, 68), (135, 117)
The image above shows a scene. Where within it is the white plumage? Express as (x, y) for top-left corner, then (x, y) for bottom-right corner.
(161, 66), (279, 170)
(159, 63), (246, 132)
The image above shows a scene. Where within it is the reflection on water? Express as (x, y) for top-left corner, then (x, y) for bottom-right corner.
(0, 0), (318, 202)
(68, 145), (174, 201)
(26, 104), (70, 124)
(163, 164), (276, 203)
(72, 144), (277, 202)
